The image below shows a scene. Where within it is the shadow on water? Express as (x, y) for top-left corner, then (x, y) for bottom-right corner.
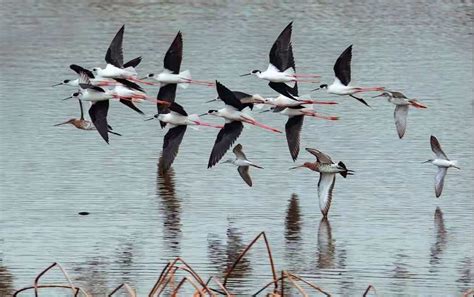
(317, 218), (336, 270)
(207, 222), (251, 295)
(114, 241), (135, 286)
(156, 168), (182, 256)
(456, 257), (474, 294)
(284, 194), (303, 271)
(430, 207), (447, 269)
(72, 249), (109, 295)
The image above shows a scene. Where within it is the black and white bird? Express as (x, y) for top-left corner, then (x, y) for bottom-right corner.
(372, 90), (427, 138)
(290, 148), (353, 217)
(222, 144), (263, 187)
(240, 22), (319, 100)
(205, 81), (282, 168)
(423, 136), (460, 198)
(316, 45), (384, 107)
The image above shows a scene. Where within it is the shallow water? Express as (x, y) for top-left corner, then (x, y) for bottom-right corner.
(0, 0), (473, 296)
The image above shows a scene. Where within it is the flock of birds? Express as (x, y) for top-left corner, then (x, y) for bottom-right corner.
(53, 23), (460, 217)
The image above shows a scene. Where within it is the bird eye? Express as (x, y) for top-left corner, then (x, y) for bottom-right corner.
(148, 73), (154, 77)
(92, 68), (98, 71)
(251, 70), (260, 74)
(73, 92), (79, 97)
(63, 80), (69, 83)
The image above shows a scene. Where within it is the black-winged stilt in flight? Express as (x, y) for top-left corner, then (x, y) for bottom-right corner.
(222, 144), (263, 187)
(372, 90), (427, 139)
(205, 81), (282, 168)
(315, 45), (384, 107)
(290, 148), (353, 217)
(240, 22), (319, 99)
(423, 136), (460, 198)
(142, 31), (214, 87)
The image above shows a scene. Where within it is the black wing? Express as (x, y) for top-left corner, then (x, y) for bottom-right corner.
(285, 115), (304, 161)
(216, 81), (244, 110)
(79, 84), (106, 93)
(123, 56), (142, 68)
(269, 22), (295, 72)
(89, 100), (110, 144)
(233, 91), (254, 110)
(269, 81), (298, 99)
(333, 44), (352, 86)
(78, 99), (85, 120)
(105, 25), (125, 68)
(169, 102), (188, 116)
(164, 31), (183, 74)
(70, 64), (94, 78)
(114, 78), (145, 92)
(119, 99), (144, 115)
(159, 125), (187, 173)
(208, 121), (244, 168)
(156, 83), (178, 128)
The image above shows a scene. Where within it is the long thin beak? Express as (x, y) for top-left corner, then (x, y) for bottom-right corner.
(372, 94), (384, 98)
(54, 121), (69, 126)
(51, 83), (63, 87)
(311, 88), (320, 91)
(259, 109), (271, 113)
(140, 76), (148, 80)
(199, 113), (208, 117)
(454, 166), (461, 170)
(289, 165), (305, 170)
(62, 96), (73, 101)
(206, 98), (218, 103)
(144, 114), (157, 121)
(240, 73), (251, 77)
(422, 160), (431, 163)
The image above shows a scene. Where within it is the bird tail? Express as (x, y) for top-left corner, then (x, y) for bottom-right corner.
(338, 161), (354, 178)
(178, 70), (191, 89)
(283, 68), (296, 87)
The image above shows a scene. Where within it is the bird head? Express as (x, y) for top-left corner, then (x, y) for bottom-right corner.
(240, 70), (261, 77)
(372, 91), (391, 98)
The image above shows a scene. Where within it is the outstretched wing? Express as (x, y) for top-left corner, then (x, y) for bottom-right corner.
(105, 25), (125, 68)
(285, 115), (304, 161)
(306, 148), (333, 164)
(159, 125), (187, 173)
(237, 166), (252, 187)
(163, 31), (183, 74)
(333, 45), (352, 86)
(269, 22), (295, 72)
(232, 143), (247, 160)
(394, 105), (409, 139)
(208, 121), (244, 168)
(430, 135), (449, 160)
(434, 167), (447, 198)
(318, 173), (336, 217)
(89, 100), (110, 144)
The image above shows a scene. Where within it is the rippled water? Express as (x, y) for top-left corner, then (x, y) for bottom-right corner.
(1, 0), (473, 296)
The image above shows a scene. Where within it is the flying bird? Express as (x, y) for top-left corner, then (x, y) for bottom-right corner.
(240, 22), (319, 99)
(315, 45), (384, 107)
(205, 81), (282, 168)
(290, 148), (353, 217)
(144, 31), (213, 87)
(423, 135), (460, 198)
(372, 90), (427, 138)
(206, 91), (266, 110)
(222, 144), (263, 187)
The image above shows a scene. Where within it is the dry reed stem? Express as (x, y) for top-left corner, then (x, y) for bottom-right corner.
(171, 276), (205, 296)
(108, 283), (137, 297)
(362, 285), (377, 296)
(205, 276), (232, 296)
(284, 272), (306, 296)
(286, 273), (330, 296)
(223, 232), (277, 292)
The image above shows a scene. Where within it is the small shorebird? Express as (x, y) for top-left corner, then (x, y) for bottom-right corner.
(55, 99), (121, 136)
(424, 136), (460, 198)
(91, 25), (149, 84)
(206, 91), (266, 110)
(143, 31), (213, 87)
(290, 148), (353, 217)
(150, 102), (222, 173)
(240, 22), (319, 99)
(205, 81), (282, 168)
(372, 90), (427, 138)
(222, 144), (263, 187)
(315, 45), (384, 107)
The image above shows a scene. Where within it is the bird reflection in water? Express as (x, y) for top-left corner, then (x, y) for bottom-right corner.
(156, 168), (182, 256)
(317, 217), (336, 269)
(72, 250), (109, 295)
(430, 207), (447, 268)
(115, 241), (135, 286)
(207, 222), (251, 293)
(284, 194), (303, 272)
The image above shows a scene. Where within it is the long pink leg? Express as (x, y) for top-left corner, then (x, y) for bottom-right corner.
(182, 79), (215, 87)
(192, 120), (223, 129)
(353, 87), (385, 93)
(245, 119), (282, 133)
(128, 77), (157, 86)
(300, 100), (338, 105)
(302, 111), (339, 120)
(293, 79), (320, 83)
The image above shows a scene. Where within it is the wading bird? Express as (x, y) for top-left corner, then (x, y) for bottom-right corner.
(372, 90), (427, 138)
(240, 22), (319, 99)
(205, 81), (282, 168)
(315, 45), (384, 107)
(291, 148), (353, 217)
(424, 136), (460, 198)
(222, 144), (263, 187)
